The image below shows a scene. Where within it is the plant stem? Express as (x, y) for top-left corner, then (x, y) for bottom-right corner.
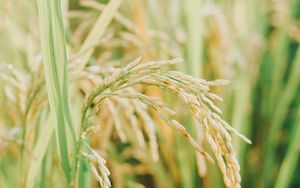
(275, 107), (300, 188)
(37, 0), (75, 184)
(263, 47), (300, 187)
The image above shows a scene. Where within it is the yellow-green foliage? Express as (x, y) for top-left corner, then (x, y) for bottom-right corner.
(0, 0), (300, 188)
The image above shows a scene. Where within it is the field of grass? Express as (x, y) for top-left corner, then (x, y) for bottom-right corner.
(0, 0), (299, 187)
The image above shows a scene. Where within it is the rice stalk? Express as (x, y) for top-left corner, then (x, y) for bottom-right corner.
(274, 106), (300, 188)
(37, 0), (75, 184)
(263, 46), (300, 186)
(184, 0), (202, 77)
(75, 0), (123, 70)
(25, 112), (53, 188)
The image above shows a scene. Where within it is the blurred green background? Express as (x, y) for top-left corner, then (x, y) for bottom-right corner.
(0, 0), (300, 187)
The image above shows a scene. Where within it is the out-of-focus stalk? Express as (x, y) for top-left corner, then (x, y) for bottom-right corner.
(184, 0), (202, 77)
(181, 1), (203, 187)
(275, 106), (300, 188)
(268, 31), (289, 111)
(75, 0), (123, 70)
(263, 47), (300, 187)
(231, 72), (251, 166)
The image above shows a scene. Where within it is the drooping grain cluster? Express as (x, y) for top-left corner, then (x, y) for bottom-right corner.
(82, 144), (111, 188)
(78, 57), (250, 188)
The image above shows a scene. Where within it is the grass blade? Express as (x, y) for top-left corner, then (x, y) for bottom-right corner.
(183, 0), (202, 77)
(37, 0), (75, 184)
(76, 0), (123, 69)
(275, 107), (300, 188)
(263, 47), (300, 186)
(25, 112), (54, 188)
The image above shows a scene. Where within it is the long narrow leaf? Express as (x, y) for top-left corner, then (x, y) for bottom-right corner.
(275, 107), (300, 188)
(76, 0), (123, 70)
(37, 0), (75, 183)
(263, 47), (300, 186)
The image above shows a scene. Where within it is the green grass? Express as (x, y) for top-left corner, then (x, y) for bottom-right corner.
(37, 0), (75, 184)
(275, 106), (300, 188)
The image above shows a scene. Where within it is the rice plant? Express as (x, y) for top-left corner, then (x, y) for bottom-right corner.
(0, 0), (300, 188)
